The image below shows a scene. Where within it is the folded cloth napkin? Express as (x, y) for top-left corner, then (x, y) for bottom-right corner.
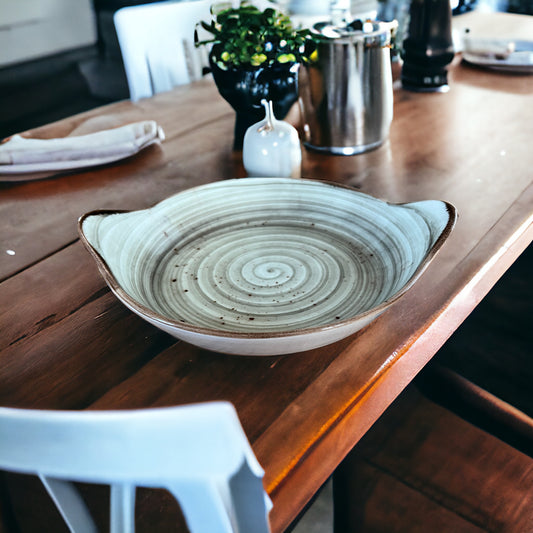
(0, 120), (164, 166)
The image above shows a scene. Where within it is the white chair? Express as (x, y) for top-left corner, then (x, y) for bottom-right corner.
(114, 0), (212, 101)
(0, 402), (272, 533)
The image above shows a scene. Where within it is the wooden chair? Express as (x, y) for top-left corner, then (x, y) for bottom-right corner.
(114, 0), (212, 101)
(332, 384), (533, 532)
(416, 243), (533, 458)
(332, 244), (533, 531)
(0, 402), (271, 533)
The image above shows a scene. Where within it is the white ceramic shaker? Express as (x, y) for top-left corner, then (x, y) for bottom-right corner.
(242, 99), (301, 179)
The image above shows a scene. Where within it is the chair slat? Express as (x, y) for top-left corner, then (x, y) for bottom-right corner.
(39, 476), (97, 533)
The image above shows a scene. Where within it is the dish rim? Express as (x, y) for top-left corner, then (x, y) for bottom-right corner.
(78, 178), (457, 341)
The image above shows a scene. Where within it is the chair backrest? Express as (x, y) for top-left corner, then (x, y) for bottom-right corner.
(114, 0), (212, 101)
(0, 402), (272, 533)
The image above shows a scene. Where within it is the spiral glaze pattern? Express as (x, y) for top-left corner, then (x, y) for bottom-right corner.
(80, 178), (454, 351)
(149, 223), (376, 332)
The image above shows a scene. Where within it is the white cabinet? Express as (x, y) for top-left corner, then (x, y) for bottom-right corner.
(0, 0), (97, 67)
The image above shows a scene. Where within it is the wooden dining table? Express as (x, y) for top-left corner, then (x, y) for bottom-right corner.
(1, 57), (532, 532)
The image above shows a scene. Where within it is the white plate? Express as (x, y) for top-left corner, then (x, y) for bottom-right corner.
(453, 12), (533, 73)
(463, 52), (533, 73)
(79, 178), (456, 356)
(462, 50), (533, 73)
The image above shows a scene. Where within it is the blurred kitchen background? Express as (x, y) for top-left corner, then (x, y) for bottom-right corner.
(0, 0), (532, 139)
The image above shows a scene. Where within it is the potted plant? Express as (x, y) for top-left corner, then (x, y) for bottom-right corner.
(196, 2), (315, 149)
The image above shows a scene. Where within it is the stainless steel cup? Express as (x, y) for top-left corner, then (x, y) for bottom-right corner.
(299, 20), (394, 155)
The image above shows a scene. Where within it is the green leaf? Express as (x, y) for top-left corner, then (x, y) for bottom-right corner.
(196, 0), (313, 67)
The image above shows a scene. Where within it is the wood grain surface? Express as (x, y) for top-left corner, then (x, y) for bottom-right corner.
(1, 60), (532, 532)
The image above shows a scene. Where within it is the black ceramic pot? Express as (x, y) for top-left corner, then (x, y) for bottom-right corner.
(210, 57), (300, 150)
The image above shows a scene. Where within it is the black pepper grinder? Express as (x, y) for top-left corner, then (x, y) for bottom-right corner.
(401, 0), (455, 92)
